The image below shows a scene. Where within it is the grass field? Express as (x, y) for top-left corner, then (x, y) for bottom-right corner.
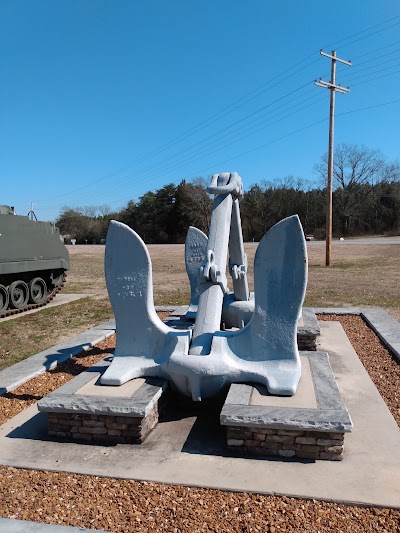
(1, 240), (399, 370)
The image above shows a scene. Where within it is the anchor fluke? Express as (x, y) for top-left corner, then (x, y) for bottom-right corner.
(100, 221), (190, 386)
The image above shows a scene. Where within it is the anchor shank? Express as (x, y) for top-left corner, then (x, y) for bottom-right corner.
(228, 198), (249, 302)
(189, 189), (233, 355)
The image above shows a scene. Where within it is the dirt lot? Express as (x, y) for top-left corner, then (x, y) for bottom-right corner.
(64, 241), (400, 314)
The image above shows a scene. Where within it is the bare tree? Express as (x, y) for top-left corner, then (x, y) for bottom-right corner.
(177, 178), (212, 234)
(315, 144), (386, 235)
(98, 204), (112, 217)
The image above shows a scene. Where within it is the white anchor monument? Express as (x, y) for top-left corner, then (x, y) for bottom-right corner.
(101, 172), (308, 401)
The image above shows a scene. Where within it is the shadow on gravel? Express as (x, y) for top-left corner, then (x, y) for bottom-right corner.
(45, 350), (114, 378)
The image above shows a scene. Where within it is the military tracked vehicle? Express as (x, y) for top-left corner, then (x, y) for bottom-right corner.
(0, 206), (69, 316)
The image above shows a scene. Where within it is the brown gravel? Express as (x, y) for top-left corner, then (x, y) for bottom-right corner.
(0, 335), (115, 426)
(318, 315), (400, 426)
(0, 315), (399, 532)
(1, 467), (399, 532)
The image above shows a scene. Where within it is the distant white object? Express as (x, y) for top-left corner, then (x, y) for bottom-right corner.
(339, 237), (344, 241)
(71, 239), (76, 245)
(305, 234), (315, 241)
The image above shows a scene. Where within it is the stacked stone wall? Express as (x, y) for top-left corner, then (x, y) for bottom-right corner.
(47, 405), (159, 444)
(298, 335), (317, 350)
(227, 427), (344, 460)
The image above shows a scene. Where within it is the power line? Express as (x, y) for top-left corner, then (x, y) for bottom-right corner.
(341, 55), (400, 80)
(45, 56), (400, 210)
(40, 59), (320, 203)
(336, 97), (400, 117)
(60, 96), (400, 211)
(47, 89), (324, 207)
(350, 38), (400, 61)
(342, 45), (400, 68)
(45, 64), (400, 210)
(320, 40), (400, 82)
(46, 60), (400, 211)
(336, 18), (400, 50)
(180, 98), (400, 184)
(38, 16), (400, 205)
(342, 63), (400, 87)
(324, 16), (399, 50)
(39, 83), (319, 207)
(63, 55), (400, 206)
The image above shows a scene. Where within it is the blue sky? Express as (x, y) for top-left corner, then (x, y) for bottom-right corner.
(1, 1), (400, 221)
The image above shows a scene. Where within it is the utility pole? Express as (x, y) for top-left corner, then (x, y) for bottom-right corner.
(315, 50), (351, 266)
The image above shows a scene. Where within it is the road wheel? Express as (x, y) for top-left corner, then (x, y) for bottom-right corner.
(9, 280), (29, 309)
(29, 277), (47, 304)
(0, 284), (9, 312)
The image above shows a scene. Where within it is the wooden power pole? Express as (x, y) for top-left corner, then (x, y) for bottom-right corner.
(315, 50), (351, 266)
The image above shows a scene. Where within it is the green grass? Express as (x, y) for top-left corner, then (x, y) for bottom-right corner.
(0, 297), (113, 371)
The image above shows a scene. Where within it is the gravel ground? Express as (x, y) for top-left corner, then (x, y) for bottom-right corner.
(1, 468), (399, 532)
(0, 315), (399, 532)
(0, 335), (115, 427)
(318, 315), (400, 426)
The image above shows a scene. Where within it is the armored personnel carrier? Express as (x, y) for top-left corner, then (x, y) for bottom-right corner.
(0, 206), (69, 317)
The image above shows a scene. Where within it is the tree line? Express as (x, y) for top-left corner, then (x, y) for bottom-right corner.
(56, 144), (400, 243)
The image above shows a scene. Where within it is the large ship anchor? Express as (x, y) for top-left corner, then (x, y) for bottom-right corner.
(101, 172), (308, 400)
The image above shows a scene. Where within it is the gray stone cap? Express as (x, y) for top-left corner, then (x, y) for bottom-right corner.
(313, 307), (362, 315)
(297, 307), (320, 337)
(37, 354), (168, 418)
(221, 351), (352, 433)
(0, 517), (109, 532)
(155, 305), (181, 312)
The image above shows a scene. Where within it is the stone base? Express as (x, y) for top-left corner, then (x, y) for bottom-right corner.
(47, 404), (160, 444)
(226, 427), (344, 460)
(38, 357), (168, 445)
(220, 351), (352, 461)
(297, 308), (320, 350)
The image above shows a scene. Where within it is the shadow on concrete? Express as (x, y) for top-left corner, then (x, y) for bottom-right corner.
(6, 411), (49, 441)
(161, 392), (314, 464)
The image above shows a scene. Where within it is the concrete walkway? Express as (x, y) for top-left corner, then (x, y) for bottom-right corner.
(314, 307), (400, 363)
(0, 319), (115, 396)
(1, 322), (399, 508)
(0, 294), (89, 323)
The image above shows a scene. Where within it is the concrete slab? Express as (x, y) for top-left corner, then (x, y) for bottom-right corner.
(0, 322), (399, 507)
(76, 375), (145, 397)
(0, 294), (89, 323)
(250, 356), (317, 409)
(0, 517), (109, 532)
